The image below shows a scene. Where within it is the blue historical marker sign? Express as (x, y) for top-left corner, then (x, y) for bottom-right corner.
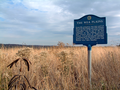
(73, 14), (107, 46)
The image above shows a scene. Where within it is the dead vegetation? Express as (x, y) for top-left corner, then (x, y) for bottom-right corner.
(0, 46), (120, 90)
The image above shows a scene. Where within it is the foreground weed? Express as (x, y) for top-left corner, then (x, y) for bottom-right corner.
(8, 75), (37, 90)
(7, 47), (37, 90)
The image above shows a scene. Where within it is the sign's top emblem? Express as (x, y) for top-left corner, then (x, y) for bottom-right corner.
(87, 16), (91, 20)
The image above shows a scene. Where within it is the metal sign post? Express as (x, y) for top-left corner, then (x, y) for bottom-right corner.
(73, 14), (107, 88)
(88, 44), (92, 87)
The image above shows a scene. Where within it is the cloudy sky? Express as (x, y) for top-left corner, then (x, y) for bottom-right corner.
(0, 0), (120, 46)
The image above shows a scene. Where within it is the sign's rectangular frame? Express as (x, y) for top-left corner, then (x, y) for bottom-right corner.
(73, 14), (107, 46)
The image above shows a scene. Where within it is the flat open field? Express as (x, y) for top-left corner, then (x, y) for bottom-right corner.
(0, 46), (120, 90)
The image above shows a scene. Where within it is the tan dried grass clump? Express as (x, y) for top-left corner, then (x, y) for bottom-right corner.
(0, 49), (5, 59)
(16, 47), (33, 58)
(34, 51), (49, 77)
(39, 51), (49, 77)
(58, 50), (74, 65)
(0, 49), (2, 59)
(58, 50), (69, 62)
(57, 50), (74, 76)
(39, 51), (48, 61)
(34, 51), (48, 64)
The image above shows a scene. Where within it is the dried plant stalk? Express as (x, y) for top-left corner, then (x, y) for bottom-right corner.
(8, 75), (37, 90)
(7, 58), (31, 71)
(7, 47), (37, 90)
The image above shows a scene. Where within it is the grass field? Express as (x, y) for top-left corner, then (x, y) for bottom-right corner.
(0, 45), (120, 90)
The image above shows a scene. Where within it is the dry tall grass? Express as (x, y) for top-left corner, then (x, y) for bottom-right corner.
(0, 46), (120, 90)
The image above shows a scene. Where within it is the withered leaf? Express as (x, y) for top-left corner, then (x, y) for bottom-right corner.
(22, 58), (31, 71)
(7, 58), (20, 68)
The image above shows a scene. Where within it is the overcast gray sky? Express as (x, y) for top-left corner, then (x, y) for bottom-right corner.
(0, 0), (120, 45)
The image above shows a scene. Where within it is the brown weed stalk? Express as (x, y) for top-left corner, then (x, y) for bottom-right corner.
(7, 47), (37, 90)
(7, 58), (31, 71)
(8, 75), (37, 90)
